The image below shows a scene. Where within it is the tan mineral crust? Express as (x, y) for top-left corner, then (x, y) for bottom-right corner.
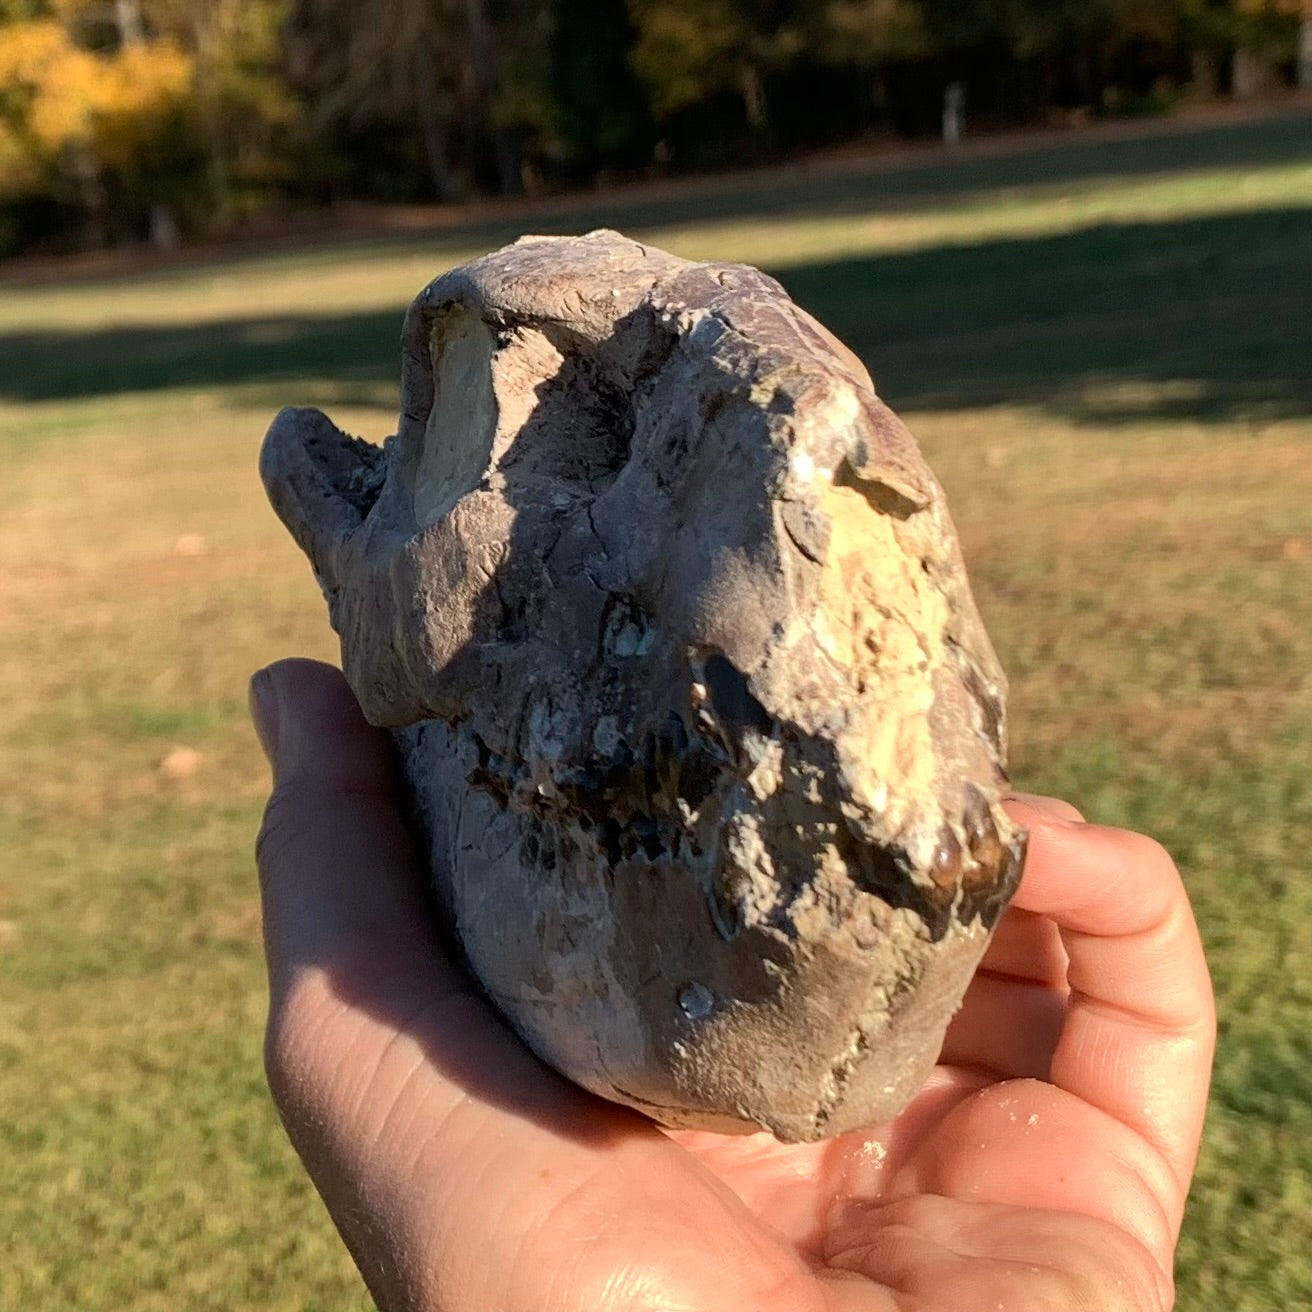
(261, 229), (1026, 1143)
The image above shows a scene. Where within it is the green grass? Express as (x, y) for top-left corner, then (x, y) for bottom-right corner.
(2, 107), (1311, 1309)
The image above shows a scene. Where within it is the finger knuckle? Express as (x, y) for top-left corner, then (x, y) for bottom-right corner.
(263, 970), (332, 1111)
(1104, 827), (1177, 880)
(262, 1009), (296, 1110)
(1131, 831), (1175, 872)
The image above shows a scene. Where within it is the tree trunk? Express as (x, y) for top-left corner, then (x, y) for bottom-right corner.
(415, 76), (456, 203)
(189, 2), (231, 223)
(495, 127), (523, 197)
(1190, 49), (1218, 98)
(115, 0), (145, 46)
(67, 144), (109, 248)
(460, 0), (498, 188)
(741, 65), (767, 131)
(464, 0), (495, 93)
(1231, 47), (1269, 101)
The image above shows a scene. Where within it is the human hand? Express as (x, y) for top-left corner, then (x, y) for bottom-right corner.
(250, 658), (1215, 1312)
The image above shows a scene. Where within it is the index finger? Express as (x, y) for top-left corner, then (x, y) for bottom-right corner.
(1003, 797), (1217, 1199)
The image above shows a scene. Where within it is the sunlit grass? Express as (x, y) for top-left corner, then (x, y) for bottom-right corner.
(2, 109), (1310, 1309)
(2, 111), (1309, 332)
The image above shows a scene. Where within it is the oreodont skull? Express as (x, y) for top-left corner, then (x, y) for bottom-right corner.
(261, 229), (1025, 1142)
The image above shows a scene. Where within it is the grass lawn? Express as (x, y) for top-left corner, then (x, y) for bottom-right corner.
(2, 108), (1310, 1309)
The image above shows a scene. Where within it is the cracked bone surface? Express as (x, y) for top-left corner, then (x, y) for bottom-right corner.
(261, 229), (1026, 1142)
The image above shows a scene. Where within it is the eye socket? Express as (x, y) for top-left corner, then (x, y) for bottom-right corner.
(414, 309), (498, 528)
(698, 652), (774, 737)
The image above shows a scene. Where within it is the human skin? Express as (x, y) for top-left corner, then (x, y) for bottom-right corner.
(250, 658), (1215, 1312)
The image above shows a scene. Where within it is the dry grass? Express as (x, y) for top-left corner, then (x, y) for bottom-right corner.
(2, 109), (1310, 1309)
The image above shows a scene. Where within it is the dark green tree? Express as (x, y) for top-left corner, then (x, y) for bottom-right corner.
(627, 0), (810, 132)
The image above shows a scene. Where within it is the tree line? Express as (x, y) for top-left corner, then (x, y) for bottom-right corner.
(1, 0), (1307, 255)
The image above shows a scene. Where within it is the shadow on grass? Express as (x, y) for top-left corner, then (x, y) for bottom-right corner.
(782, 203), (1312, 423)
(5, 108), (1311, 295)
(2, 205), (1309, 425)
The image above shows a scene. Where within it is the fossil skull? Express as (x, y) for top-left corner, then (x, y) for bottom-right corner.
(261, 229), (1025, 1142)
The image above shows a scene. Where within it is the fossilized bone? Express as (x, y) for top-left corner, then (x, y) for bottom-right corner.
(261, 229), (1025, 1142)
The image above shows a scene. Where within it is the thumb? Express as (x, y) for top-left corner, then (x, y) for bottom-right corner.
(246, 662), (820, 1312)
(249, 658), (435, 995)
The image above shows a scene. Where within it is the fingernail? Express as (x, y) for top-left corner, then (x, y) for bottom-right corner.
(249, 667), (280, 770)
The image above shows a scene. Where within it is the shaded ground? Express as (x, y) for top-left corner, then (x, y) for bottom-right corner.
(4, 206), (1309, 426)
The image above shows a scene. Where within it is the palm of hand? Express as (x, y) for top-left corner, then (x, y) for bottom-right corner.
(253, 662), (1213, 1312)
(652, 891), (1178, 1310)
(664, 1031), (1164, 1310)
(505, 890), (1179, 1311)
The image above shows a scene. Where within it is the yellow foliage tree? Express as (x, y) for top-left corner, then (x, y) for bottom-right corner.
(0, 18), (192, 203)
